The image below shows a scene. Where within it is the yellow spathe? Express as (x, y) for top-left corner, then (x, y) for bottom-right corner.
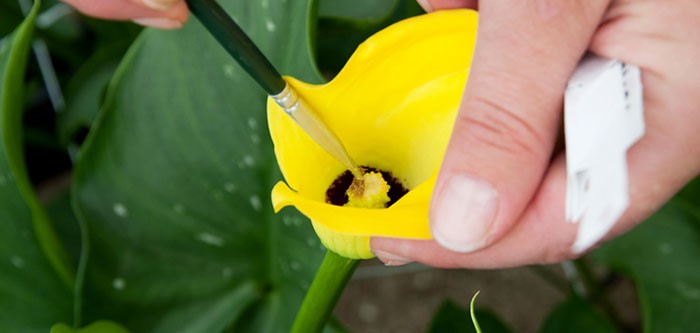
(267, 10), (478, 259)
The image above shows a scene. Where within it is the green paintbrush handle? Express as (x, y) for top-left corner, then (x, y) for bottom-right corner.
(185, 0), (286, 95)
(185, 0), (362, 177)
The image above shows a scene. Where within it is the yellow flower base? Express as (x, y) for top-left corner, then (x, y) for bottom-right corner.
(268, 10), (478, 259)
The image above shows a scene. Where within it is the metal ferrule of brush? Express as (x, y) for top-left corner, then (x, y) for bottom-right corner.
(271, 83), (363, 178)
(272, 83), (300, 116)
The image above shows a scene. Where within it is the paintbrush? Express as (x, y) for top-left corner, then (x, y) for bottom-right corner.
(185, 0), (363, 179)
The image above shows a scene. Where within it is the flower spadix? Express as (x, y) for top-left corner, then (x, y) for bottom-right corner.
(268, 10), (477, 259)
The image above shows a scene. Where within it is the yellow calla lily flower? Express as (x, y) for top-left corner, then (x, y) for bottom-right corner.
(267, 10), (478, 259)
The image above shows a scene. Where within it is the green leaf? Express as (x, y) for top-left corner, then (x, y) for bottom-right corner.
(0, 1), (23, 38)
(73, 0), (329, 331)
(594, 178), (700, 333)
(58, 43), (125, 145)
(318, 0), (399, 21)
(538, 297), (619, 333)
(0, 0), (73, 331)
(676, 176), (700, 205)
(51, 320), (130, 333)
(46, 186), (82, 271)
(428, 299), (512, 333)
(315, 0), (423, 77)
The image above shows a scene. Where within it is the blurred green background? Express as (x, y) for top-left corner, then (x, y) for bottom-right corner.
(1, 0), (699, 332)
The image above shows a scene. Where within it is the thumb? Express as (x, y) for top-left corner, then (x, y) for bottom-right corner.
(430, 1), (610, 253)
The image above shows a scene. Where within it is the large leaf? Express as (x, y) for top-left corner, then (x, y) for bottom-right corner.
(58, 44), (125, 146)
(538, 297), (619, 333)
(318, 0), (399, 21)
(315, 0), (423, 76)
(73, 0), (329, 331)
(427, 300), (512, 333)
(594, 178), (700, 333)
(0, 0), (73, 331)
(57, 20), (141, 147)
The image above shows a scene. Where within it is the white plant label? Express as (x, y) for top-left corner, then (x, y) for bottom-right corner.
(565, 54), (644, 253)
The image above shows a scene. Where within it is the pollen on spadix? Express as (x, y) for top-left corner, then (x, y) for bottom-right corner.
(344, 172), (391, 209)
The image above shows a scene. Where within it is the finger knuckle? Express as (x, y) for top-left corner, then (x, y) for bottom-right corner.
(455, 95), (547, 159)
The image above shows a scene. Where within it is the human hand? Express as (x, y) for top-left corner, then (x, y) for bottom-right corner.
(62, 0), (188, 29)
(371, 0), (700, 268)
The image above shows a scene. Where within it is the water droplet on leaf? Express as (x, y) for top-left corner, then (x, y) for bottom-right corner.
(10, 255), (24, 269)
(112, 277), (126, 290)
(266, 20), (276, 32)
(113, 203), (128, 218)
(196, 232), (225, 247)
(250, 195), (262, 211)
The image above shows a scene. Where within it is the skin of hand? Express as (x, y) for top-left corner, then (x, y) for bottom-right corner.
(63, 0), (700, 267)
(371, 0), (700, 267)
(62, 0), (188, 29)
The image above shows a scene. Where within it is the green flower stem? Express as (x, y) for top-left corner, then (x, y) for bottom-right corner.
(291, 251), (359, 333)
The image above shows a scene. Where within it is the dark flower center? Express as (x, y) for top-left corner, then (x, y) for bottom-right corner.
(325, 166), (408, 207)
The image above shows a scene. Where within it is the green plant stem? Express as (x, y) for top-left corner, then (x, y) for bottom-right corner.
(470, 291), (482, 333)
(573, 258), (627, 330)
(291, 251), (359, 333)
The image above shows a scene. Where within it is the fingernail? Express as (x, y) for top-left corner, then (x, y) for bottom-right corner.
(373, 250), (412, 266)
(416, 0), (433, 12)
(132, 18), (183, 29)
(431, 174), (499, 253)
(142, 0), (177, 11)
